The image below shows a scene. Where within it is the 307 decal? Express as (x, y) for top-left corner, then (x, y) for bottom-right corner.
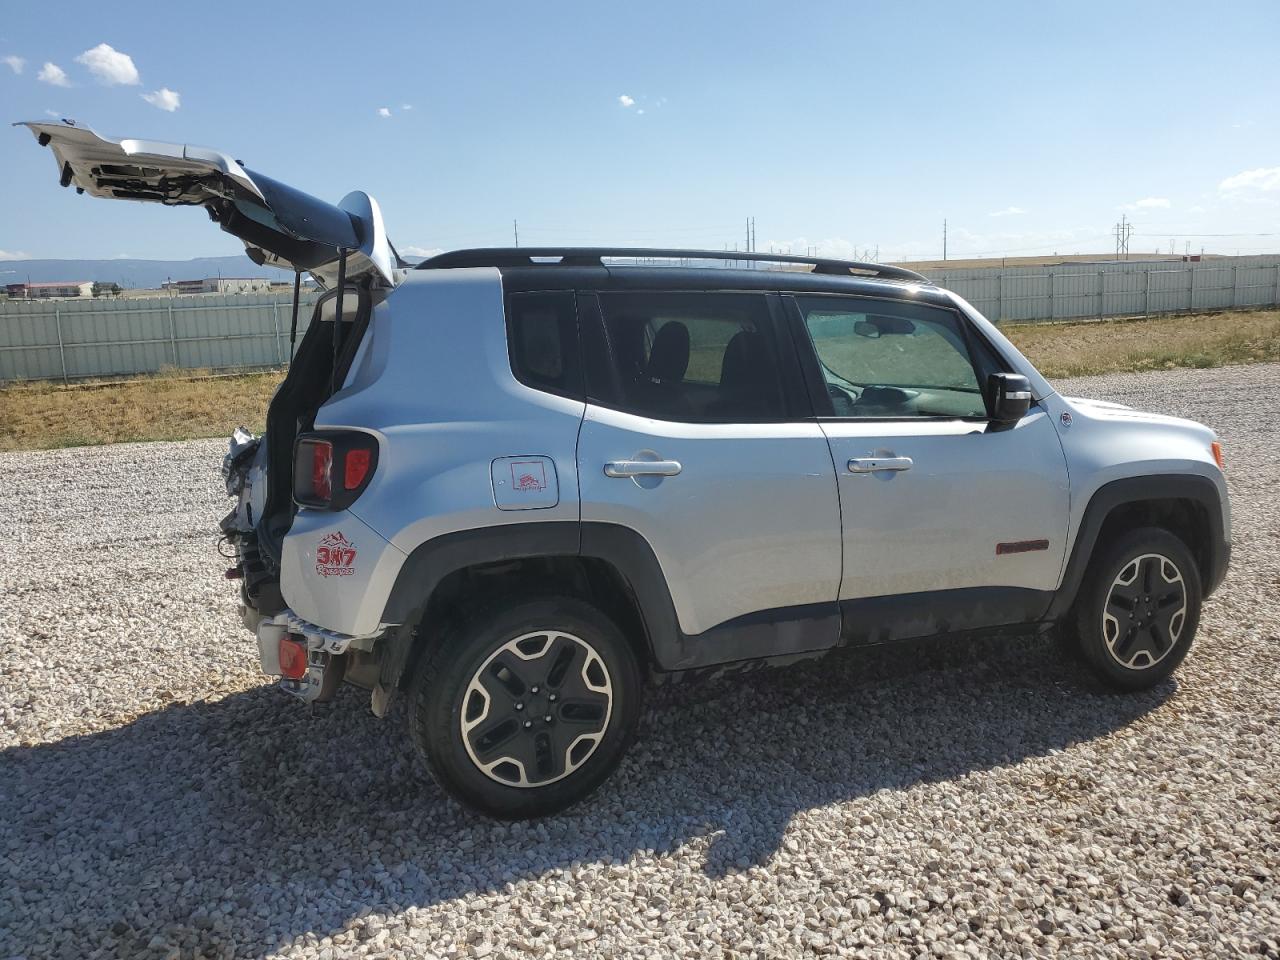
(316, 531), (357, 577)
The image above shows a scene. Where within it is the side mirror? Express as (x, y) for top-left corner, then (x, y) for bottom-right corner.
(988, 373), (1032, 424)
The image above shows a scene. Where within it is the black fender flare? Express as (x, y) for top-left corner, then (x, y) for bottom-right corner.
(1045, 473), (1229, 620)
(376, 521), (686, 690)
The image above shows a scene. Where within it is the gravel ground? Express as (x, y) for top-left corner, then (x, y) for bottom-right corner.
(2, 362), (1278, 959)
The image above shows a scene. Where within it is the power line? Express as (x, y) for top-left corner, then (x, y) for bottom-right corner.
(1133, 231), (1279, 238)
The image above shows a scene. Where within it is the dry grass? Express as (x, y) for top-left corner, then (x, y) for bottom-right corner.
(0, 368), (282, 452)
(1002, 308), (1280, 379)
(1, 309), (1278, 451)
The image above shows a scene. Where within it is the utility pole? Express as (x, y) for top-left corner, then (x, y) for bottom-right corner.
(1112, 214), (1134, 260)
(942, 219), (947, 262)
(513, 220), (519, 248)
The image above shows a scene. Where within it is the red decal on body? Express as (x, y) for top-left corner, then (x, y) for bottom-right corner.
(510, 460), (548, 492)
(317, 531), (357, 576)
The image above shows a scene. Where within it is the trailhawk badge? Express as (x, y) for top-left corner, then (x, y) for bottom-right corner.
(316, 532), (357, 577)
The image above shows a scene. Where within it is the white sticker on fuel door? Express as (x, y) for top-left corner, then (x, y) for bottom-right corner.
(491, 456), (559, 510)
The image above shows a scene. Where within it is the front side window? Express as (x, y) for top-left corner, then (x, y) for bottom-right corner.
(795, 297), (988, 419)
(594, 292), (788, 422)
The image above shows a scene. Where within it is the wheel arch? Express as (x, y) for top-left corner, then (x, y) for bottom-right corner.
(1048, 474), (1229, 620)
(376, 522), (681, 701)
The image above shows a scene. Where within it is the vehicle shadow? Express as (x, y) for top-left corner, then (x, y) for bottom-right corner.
(0, 632), (1171, 957)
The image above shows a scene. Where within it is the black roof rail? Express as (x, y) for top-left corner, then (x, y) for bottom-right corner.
(416, 247), (930, 283)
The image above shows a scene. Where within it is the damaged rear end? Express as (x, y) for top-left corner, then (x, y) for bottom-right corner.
(22, 119), (404, 703)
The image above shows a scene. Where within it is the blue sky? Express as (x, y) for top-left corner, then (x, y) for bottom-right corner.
(1, 0), (1277, 263)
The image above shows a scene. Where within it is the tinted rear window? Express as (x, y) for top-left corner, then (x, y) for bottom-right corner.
(593, 291), (788, 422)
(506, 292), (582, 399)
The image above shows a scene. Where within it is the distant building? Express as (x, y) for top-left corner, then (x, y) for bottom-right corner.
(4, 281), (94, 299)
(160, 277), (274, 295)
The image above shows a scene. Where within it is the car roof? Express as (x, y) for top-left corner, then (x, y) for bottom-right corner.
(415, 247), (949, 307)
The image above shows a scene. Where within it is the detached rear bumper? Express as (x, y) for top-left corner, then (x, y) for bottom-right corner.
(256, 609), (386, 702)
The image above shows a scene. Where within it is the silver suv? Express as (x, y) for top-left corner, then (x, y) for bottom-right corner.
(25, 122), (1231, 818)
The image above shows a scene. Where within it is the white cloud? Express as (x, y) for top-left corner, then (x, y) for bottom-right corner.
(1122, 197), (1171, 211)
(75, 43), (140, 85)
(0, 249), (30, 260)
(141, 87), (180, 111)
(1218, 167), (1280, 195)
(402, 245), (444, 259)
(2, 55), (24, 74)
(37, 62), (70, 87)
(401, 103), (413, 111)
(618, 94), (635, 108)
(1188, 204), (1207, 214)
(43, 109), (60, 118)
(377, 106), (392, 118)
(988, 206), (1026, 217)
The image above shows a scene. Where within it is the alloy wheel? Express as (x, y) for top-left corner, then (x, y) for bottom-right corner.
(460, 630), (613, 787)
(1101, 553), (1187, 670)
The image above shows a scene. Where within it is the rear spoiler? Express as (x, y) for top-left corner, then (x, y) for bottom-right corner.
(17, 120), (401, 288)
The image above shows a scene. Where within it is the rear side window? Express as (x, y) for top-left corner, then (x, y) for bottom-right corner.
(593, 292), (788, 422)
(506, 292), (582, 399)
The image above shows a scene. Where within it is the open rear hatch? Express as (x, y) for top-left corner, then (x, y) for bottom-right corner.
(20, 120), (398, 604)
(17, 119), (400, 287)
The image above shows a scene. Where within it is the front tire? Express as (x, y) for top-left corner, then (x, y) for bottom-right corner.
(1073, 526), (1202, 691)
(408, 596), (642, 819)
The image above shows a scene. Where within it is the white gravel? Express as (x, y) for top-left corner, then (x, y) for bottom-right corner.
(2, 362), (1278, 959)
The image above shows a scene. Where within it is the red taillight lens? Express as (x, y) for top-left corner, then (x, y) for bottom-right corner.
(294, 432), (377, 509)
(310, 440), (334, 502)
(279, 636), (308, 680)
(344, 448), (372, 490)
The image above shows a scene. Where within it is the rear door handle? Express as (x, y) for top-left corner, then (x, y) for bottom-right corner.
(604, 460), (682, 478)
(848, 456), (913, 474)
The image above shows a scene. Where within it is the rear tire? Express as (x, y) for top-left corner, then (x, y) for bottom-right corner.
(1073, 526), (1202, 691)
(408, 596), (642, 819)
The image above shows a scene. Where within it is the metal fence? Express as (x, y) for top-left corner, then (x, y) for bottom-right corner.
(931, 254), (1280, 323)
(0, 291), (320, 382)
(2, 255), (1279, 382)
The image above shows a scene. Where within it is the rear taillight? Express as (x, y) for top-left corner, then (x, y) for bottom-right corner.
(279, 635), (308, 680)
(344, 448), (372, 490)
(1211, 441), (1225, 470)
(294, 431), (379, 510)
(310, 440), (334, 501)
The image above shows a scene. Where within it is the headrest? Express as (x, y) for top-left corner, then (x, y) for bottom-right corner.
(646, 322), (691, 383)
(720, 330), (770, 394)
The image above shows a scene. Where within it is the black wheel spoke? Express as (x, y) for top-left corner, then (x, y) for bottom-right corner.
(557, 695), (610, 731)
(470, 717), (521, 762)
(1114, 627), (1142, 660)
(1108, 591), (1138, 612)
(1148, 621), (1168, 653)
(481, 654), (529, 703)
(544, 636), (579, 690)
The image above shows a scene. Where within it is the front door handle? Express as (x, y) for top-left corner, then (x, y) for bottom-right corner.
(848, 456), (913, 474)
(604, 459), (683, 478)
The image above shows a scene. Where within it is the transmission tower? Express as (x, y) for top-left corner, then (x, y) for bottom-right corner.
(1112, 214), (1135, 260)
